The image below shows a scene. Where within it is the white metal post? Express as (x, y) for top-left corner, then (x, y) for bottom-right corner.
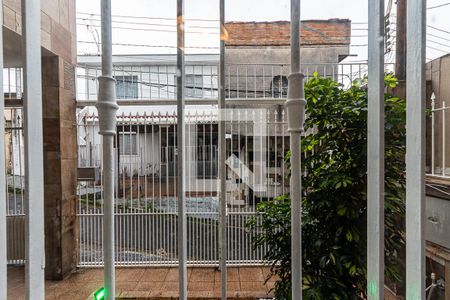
(442, 101), (446, 176)
(219, 0), (227, 299)
(0, 2), (7, 299)
(97, 0), (118, 299)
(287, 0), (306, 299)
(367, 0), (385, 298)
(406, 0), (426, 298)
(431, 93), (435, 175)
(22, 0), (45, 298)
(177, 0), (187, 299)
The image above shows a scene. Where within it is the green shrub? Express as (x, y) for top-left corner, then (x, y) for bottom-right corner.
(248, 73), (406, 299)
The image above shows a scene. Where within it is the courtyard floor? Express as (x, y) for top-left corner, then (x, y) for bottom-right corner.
(7, 266), (275, 299)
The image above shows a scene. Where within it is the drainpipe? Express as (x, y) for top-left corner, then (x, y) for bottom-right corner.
(219, 0), (227, 299)
(22, 0), (45, 298)
(287, 0), (306, 299)
(367, 0), (385, 298)
(0, 3), (6, 300)
(97, 1), (118, 299)
(176, 0), (187, 299)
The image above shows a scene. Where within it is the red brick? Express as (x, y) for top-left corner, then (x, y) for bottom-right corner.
(225, 19), (351, 47)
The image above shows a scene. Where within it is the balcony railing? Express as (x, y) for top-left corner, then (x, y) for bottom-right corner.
(76, 62), (373, 101)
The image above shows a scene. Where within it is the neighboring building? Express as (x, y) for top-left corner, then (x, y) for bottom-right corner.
(424, 54), (450, 299)
(75, 19), (351, 206)
(224, 19), (351, 98)
(224, 19), (351, 63)
(77, 19), (352, 101)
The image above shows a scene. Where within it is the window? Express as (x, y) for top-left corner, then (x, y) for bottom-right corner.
(197, 125), (218, 178)
(115, 75), (138, 99)
(186, 75), (203, 97)
(119, 133), (137, 155)
(175, 74), (204, 97)
(271, 75), (288, 98)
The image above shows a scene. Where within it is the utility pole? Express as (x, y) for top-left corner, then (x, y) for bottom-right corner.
(395, 0), (407, 97)
(394, 2), (407, 297)
(218, 0), (227, 299)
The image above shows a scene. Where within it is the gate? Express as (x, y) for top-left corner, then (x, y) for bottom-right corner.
(77, 106), (289, 266)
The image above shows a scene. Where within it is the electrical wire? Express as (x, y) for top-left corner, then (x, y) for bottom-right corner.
(427, 2), (450, 10)
(428, 25), (450, 36)
(78, 40), (220, 50)
(77, 23), (219, 35)
(427, 39), (450, 49)
(77, 11), (218, 22)
(76, 16), (219, 30)
(428, 32), (450, 43)
(427, 45), (450, 54)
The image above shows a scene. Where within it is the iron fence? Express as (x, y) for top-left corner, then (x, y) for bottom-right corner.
(77, 106), (289, 266)
(4, 106), (25, 264)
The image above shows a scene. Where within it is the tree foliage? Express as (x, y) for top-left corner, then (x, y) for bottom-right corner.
(248, 73), (406, 299)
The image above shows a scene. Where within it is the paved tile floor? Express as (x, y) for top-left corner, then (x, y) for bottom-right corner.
(7, 266), (275, 299)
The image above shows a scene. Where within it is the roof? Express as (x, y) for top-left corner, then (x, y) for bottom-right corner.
(224, 19), (351, 47)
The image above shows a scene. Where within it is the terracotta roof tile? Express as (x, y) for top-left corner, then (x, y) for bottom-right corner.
(224, 19), (351, 47)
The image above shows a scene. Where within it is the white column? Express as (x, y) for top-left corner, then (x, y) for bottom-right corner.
(406, 0), (426, 298)
(367, 0), (385, 298)
(21, 0), (45, 299)
(219, 0), (227, 299)
(287, 0), (306, 299)
(0, 3), (7, 299)
(176, 0), (187, 299)
(97, 1), (118, 299)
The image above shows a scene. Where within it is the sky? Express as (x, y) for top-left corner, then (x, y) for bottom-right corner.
(76, 0), (450, 62)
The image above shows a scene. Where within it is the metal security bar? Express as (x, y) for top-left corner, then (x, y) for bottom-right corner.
(0, 5), (6, 297)
(367, 0), (385, 297)
(76, 63), (373, 101)
(77, 106), (289, 266)
(406, 0), (426, 297)
(22, 0), (45, 298)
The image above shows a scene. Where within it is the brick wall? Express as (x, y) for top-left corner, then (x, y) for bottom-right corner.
(2, 0), (76, 64)
(225, 19), (351, 47)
